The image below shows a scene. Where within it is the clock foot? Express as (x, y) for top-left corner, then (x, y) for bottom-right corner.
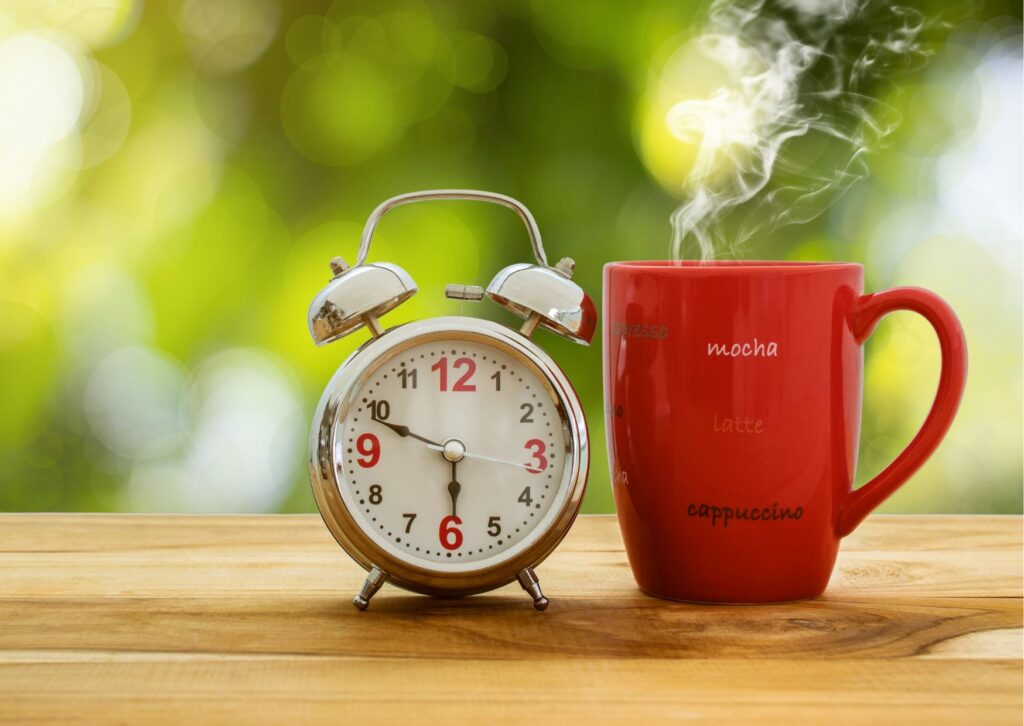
(353, 566), (387, 610)
(517, 567), (549, 611)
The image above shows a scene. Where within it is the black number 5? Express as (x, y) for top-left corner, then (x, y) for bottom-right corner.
(487, 516), (501, 537)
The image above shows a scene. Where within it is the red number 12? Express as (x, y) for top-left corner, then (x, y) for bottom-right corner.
(431, 356), (476, 392)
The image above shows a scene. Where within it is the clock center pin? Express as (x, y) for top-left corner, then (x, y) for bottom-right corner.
(441, 438), (466, 463)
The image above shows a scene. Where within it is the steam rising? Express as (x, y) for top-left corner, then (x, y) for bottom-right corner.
(668, 0), (933, 260)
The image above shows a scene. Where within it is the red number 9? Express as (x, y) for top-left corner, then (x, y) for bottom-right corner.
(356, 433), (380, 467)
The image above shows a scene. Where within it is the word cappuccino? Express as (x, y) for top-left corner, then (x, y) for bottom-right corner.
(687, 501), (804, 528)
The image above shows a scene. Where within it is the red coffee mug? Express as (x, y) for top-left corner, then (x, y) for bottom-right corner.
(603, 261), (967, 603)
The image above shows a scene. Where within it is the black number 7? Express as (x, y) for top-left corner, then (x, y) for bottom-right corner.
(402, 513), (416, 533)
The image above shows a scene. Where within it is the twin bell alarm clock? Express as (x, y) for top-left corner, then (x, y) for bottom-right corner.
(306, 190), (595, 610)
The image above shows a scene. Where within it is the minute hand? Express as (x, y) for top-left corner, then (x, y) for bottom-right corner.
(425, 444), (531, 471)
(372, 417), (441, 447)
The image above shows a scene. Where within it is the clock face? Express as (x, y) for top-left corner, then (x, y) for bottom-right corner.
(334, 334), (573, 572)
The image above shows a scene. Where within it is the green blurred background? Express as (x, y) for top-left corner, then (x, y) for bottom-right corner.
(0, 0), (1020, 515)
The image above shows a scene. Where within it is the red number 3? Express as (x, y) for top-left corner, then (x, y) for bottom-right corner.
(524, 439), (547, 474)
(356, 433), (380, 467)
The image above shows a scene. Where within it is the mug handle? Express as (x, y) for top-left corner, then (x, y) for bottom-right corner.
(836, 287), (968, 537)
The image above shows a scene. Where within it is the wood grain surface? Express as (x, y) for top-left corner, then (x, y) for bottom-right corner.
(0, 514), (1020, 723)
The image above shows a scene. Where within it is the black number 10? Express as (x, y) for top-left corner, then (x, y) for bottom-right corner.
(368, 399), (390, 420)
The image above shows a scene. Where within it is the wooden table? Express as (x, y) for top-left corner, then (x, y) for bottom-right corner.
(0, 514), (1020, 723)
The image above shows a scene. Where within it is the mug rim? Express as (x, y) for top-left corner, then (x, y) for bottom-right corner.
(605, 260), (862, 274)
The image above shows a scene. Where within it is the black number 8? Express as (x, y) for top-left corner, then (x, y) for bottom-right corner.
(369, 484), (383, 505)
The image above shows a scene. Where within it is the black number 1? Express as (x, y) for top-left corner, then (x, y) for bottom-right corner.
(491, 371), (501, 391)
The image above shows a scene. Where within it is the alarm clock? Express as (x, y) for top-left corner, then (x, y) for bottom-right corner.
(307, 190), (595, 610)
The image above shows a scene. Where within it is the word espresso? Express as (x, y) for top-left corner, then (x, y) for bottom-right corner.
(610, 321), (670, 339)
(706, 338), (778, 357)
(687, 501), (804, 528)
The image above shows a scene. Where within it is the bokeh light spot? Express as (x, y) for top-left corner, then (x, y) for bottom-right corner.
(78, 62), (132, 168)
(281, 53), (398, 166)
(127, 348), (303, 513)
(0, 33), (85, 218)
(450, 32), (508, 93)
(3, 0), (141, 49)
(85, 346), (191, 460)
(176, 0), (280, 74)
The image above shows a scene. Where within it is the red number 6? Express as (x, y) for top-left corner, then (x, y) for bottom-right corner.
(439, 515), (463, 550)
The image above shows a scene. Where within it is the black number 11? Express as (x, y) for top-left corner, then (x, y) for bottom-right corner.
(399, 368), (417, 389)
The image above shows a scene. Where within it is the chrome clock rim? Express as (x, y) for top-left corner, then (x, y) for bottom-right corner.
(309, 316), (589, 597)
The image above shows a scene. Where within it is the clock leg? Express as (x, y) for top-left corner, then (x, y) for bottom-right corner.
(519, 312), (542, 338)
(353, 566), (387, 610)
(517, 567), (549, 611)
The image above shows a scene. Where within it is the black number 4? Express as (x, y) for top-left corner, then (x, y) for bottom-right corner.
(487, 516), (501, 537)
(517, 487), (533, 507)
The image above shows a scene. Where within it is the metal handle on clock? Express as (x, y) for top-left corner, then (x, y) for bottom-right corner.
(355, 189), (550, 268)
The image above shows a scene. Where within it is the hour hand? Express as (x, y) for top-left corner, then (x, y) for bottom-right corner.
(372, 416), (441, 447)
(447, 461), (461, 518)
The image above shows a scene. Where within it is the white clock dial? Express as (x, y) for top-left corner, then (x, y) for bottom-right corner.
(335, 335), (571, 572)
